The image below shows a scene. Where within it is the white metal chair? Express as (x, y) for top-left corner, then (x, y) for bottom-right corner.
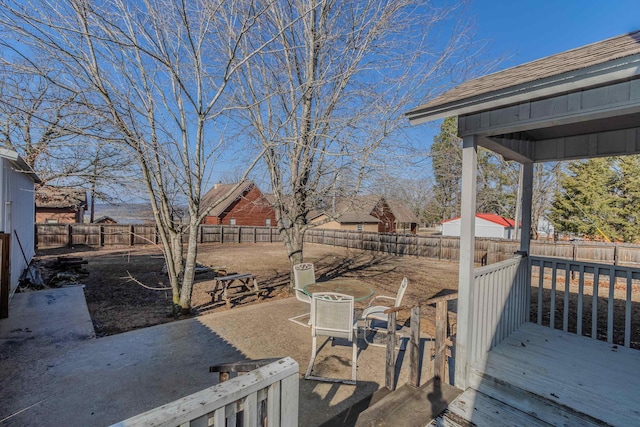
(288, 263), (315, 327)
(305, 292), (358, 384)
(361, 277), (408, 347)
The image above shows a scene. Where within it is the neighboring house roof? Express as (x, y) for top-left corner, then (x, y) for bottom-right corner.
(387, 200), (419, 223)
(442, 213), (515, 228)
(94, 216), (117, 224)
(35, 187), (87, 209)
(0, 148), (41, 183)
(200, 180), (257, 217)
(310, 196), (385, 224)
(406, 30), (640, 122)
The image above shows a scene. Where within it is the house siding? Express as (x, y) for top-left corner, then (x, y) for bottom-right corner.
(0, 157), (37, 296)
(202, 186), (276, 227)
(370, 200), (396, 233)
(443, 217), (513, 239)
(36, 208), (81, 224)
(311, 217), (379, 232)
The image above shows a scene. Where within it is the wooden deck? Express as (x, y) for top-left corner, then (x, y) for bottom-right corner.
(454, 322), (640, 426)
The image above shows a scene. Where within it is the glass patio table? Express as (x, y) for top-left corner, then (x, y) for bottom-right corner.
(304, 280), (374, 301)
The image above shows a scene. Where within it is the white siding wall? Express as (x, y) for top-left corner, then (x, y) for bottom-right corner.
(442, 217), (512, 239)
(0, 158), (36, 295)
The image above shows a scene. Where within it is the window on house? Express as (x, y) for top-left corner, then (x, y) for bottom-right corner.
(265, 219), (271, 227)
(357, 224), (363, 232)
(229, 218), (236, 226)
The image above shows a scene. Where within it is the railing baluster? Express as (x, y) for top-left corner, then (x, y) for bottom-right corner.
(563, 263), (570, 332)
(592, 268), (600, 340)
(608, 268), (615, 343)
(550, 262), (557, 329)
(577, 264), (585, 337)
(409, 307), (421, 387)
(625, 270), (632, 348)
(538, 262), (544, 325)
(385, 311), (397, 390)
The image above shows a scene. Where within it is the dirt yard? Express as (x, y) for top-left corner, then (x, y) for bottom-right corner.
(33, 243), (459, 336)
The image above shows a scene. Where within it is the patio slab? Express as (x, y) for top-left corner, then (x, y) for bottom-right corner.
(0, 287), (432, 426)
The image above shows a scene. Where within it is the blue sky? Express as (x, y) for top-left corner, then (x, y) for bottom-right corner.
(407, 0), (640, 153)
(469, 0), (639, 70)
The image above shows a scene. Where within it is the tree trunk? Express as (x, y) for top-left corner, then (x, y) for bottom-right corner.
(282, 224), (305, 289)
(178, 218), (200, 313)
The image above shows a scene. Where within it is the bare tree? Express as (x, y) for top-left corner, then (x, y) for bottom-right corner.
(0, 0), (275, 312)
(234, 0), (475, 280)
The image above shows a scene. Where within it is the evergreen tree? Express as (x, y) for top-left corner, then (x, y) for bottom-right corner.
(429, 117), (461, 222)
(550, 158), (619, 241)
(615, 156), (640, 242)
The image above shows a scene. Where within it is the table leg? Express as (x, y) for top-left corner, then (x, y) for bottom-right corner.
(252, 277), (263, 300)
(223, 281), (232, 309)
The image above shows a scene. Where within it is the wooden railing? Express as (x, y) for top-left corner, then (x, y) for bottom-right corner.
(469, 255), (529, 365)
(384, 292), (458, 390)
(531, 256), (640, 348)
(110, 357), (298, 427)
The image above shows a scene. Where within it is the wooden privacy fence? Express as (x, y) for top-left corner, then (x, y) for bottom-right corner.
(304, 229), (640, 267)
(35, 224), (282, 249)
(35, 223), (640, 268)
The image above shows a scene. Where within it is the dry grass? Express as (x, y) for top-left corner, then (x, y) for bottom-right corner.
(34, 243), (459, 336)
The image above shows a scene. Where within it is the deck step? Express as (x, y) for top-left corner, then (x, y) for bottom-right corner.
(461, 369), (607, 427)
(429, 383), (609, 427)
(354, 378), (462, 427)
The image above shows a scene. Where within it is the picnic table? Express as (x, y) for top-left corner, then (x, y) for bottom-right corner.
(207, 273), (265, 309)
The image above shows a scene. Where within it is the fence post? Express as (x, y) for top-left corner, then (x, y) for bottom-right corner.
(34, 224), (38, 251)
(199, 224), (203, 244)
(409, 307), (421, 387)
(614, 244), (618, 266)
(434, 300), (447, 381)
(67, 224), (72, 248)
(385, 311), (397, 390)
(130, 225), (135, 246)
(238, 226), (242, 243)
(100, 225), (105, 247)
(220, 226), (224, 244)
(439, 236), (443, 260)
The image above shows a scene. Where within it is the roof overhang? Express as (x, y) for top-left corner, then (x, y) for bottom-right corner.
(407, 54), (640, 125)
(0, 148), (41, 183)
(406, 30), (640, 164)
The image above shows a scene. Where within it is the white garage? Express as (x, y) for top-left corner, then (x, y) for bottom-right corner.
(442, 213), (514, 239)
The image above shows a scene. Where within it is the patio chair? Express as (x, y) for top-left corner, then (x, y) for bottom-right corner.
(305, 292), (358, 384)
(361, 277), (408, 347)
(288, 263), (315, 327)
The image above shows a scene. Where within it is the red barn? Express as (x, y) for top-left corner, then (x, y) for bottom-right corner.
(200, 181), (276, 227)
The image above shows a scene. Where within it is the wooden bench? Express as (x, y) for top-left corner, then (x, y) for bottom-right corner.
(206, 273), (266, 309)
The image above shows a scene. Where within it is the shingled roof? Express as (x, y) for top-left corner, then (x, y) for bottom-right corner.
(407, 30), (640, 122)
(387, 200), (419, 223)
(309, 196), (390, 224)
(200, 181), (255, 217)
(35, 187), (87, 209)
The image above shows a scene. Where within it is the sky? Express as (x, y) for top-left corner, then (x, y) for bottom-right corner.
(468, 0), (640, 69)
(407, 0), (640, 153)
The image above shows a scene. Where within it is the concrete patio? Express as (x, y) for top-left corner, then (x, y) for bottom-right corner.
(0, 287), (431, 426)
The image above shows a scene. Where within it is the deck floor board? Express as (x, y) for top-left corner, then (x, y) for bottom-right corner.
(471, 322), (640, 426)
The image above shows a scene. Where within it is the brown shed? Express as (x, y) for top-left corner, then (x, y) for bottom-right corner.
(200, 181), (276, 227)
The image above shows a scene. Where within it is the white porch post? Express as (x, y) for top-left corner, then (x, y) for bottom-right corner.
(521, 162), (534, 322)
(520, 162), (533, 254)
(454, 135), (477, 390)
